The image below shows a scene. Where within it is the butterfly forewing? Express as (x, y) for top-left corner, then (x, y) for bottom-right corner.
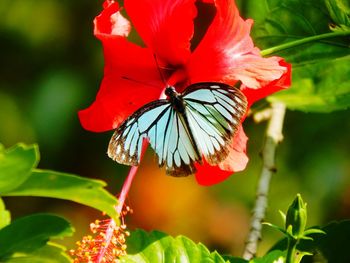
(108, 100), (201, 176)
(182, 82), (247, 165)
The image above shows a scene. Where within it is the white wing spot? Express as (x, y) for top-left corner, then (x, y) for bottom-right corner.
(174, 151), (181, 167)
(236, 106), (243, 112)
(116, 145), (121, 154)
(126, 118), (135, 126)
(234, 96), (243, 104)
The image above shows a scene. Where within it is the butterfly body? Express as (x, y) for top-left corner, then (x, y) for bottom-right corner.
(165, 86), (186, 113)
(108, 82), (247, 177)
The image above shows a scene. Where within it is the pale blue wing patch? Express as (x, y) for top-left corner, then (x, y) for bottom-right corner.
(160, 110), (200, 176)
(108, 100), (170, 166)
(183, 82), (247, 165)
(186, 105), (226, 164)
(108, 99), (200, 176)
(183, 89), (217, 103)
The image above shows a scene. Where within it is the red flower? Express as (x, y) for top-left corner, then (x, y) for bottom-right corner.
(79, 0), (291, 186)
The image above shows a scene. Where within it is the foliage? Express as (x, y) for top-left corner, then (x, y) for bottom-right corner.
(265, 195), (325, 263)
(0, 214), (73, 262)
(0, 143), (118, 220)
(121, 230), (286, 263)
(242, 0), (350, 112)
(0, 143), (119, 262)
(120, 230), (228, 263)
(270, 220), (350, 263)
(117, 195), (350, 262)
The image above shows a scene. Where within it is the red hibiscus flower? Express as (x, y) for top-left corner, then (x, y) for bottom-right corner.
(79, 0), (291, 186)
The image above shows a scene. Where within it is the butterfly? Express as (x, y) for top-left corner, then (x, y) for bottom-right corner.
(108, 82), (247, 176)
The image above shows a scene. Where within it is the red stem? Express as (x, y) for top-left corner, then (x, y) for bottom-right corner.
(117, 166), (139, 214)
(96, 165), (139, 263)
(95, 138), (151, 263)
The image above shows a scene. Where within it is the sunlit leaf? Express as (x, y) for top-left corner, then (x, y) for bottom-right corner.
(248, 0), (350, 64)
(121, 230), (229, 263)
(0, 198), (11, 229)
(0, 214), (73, 260)
(0, 144), (39, 193)
(252, 250), (285, 263)
(325, 0), (350, 31)
(5, 242), (71, 263)
(243, 0), (350, 112)
(222, 255), (248, 263)
(268, 55), (350, 112)
(224, 250), (285, 263)
(3, 170), (118, 221)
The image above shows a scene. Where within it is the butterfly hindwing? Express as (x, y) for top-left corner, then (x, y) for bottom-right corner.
(108, 82), (247, 176)
(108, 100), (169, 166)
(182, 82), (247, 165)
(108, 100), (201, 176)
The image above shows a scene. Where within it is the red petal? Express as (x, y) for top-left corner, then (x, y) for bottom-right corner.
(95, 2), (130, 37)
(79, 73), (163, 132)
(218, 125), (249, 172)
(195, 161), (232, 186)
(79, 5), (164, 132)
(187, 0), (287, 88)
(195, 126), (248, 186)
(124, 0), (197, 66)
(242, 59), (292, 106)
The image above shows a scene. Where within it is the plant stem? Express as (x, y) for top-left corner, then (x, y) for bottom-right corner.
(243, 102), (286, 260)
(116, 166), (139, 214)
(96, 165), (139, 263)
(286, 238), (298, 263)
(260, 31), (350, 56)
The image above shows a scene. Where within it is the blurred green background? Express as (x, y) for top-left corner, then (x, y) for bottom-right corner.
(0, 0), (349, 257)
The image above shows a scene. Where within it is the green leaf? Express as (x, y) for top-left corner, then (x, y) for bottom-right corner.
(0, 144), (39, 193)
(5, 242), (72, 263)
(0, 214), (73, 259)
(268, 56), (350, 112)
(263, 222), (288, 237)
(222, 255), (248, 263)
(120, 230), (228, 263)
(325, 0), (350, 31)
(3, 170), (118, 221)
(251, 250), (285, 263)
(0, 197), (11, 229)
(249, 0), (350, 64)
(224, 251), (285, 263)
(243, 0), (350, 112)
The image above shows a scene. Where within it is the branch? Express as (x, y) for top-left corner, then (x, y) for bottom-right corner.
(260, 30), (350, 56)
(243, 102), (286, 260)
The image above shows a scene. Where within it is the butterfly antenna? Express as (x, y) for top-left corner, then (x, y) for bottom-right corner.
(153, 54), (168, 87)
(121, 76), (160, 89)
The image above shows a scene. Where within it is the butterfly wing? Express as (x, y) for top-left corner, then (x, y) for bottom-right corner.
(182, 82), (247, 165)
(108, 99), (201, 176)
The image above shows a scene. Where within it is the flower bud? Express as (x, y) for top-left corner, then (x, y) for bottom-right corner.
(285, 194), (307, 238)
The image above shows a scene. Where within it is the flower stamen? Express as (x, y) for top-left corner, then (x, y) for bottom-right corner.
(70, 206), (132, 263)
